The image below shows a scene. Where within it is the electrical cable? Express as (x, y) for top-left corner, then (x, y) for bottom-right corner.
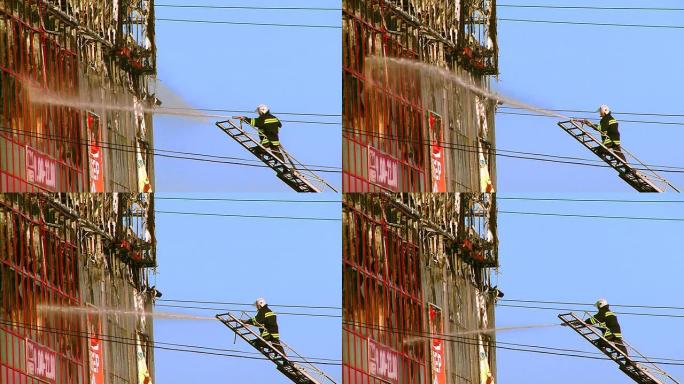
(343, 127), (684, 173)
(498, 210), (684, 222)
(154, 210), (341, 221)
(498, 18), (684, 29)
(0, 319), (341, 365)
(156, 18), (341, 29)
(158, 299), (341, 310)
(0, 126), (342, 173)
(155, 304), (341, 318)
(155, 4), (341, 11)
(497, 4), (684, 12)
(498, 197), (684, 204)
(155, 197), (341, 204)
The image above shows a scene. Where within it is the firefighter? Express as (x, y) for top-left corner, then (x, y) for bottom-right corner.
(236, 104), (284, 162)
(585, 298), (628, 355)
(584, 105), (625, 162)
(243, 297), (285, 355)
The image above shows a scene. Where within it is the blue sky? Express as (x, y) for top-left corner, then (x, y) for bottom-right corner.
(151, 194), (341, 383)
(152, 2), (341, 192)
(494, 1), (684, 192)
(495, 194), (684, 383)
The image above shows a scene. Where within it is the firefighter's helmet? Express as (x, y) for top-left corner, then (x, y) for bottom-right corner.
(255, 297), (267, 309)
(596, 298), (608, 309)
(256, 104), (269, 115)
(598, 104), (610, 116)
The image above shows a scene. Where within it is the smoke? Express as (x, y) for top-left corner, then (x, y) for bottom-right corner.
(364, 56), (570, 120)
(37, 304), (215, 321)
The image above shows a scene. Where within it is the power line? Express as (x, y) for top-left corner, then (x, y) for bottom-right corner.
(156, 18), (341, 29)
(501, 299), (684, 311)
(497, 111), (684, 126)
(342, 321), (684, 365)
(156, 304), (341, 318)
(158, 107), (341, 117)
(497, 4), (684, 11)
(499, 18), (684, 29)
(498, 197), (684, 204)
(498, 304), (684, 318)
(155, 4), (341, 11)
(343, 128), (684, 173)
(0, 126), (342, 173)
(155, 210), (341, 221)
(0, 319), (341, 365)
(159, 299), (341, 310)
(156, 197), (340, 204)
(498, 210), (684, 222)
(498, 106), (684, 118)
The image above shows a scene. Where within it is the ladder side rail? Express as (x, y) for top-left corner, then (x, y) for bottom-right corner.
(280, 147), (338, 193)
(616, 146), (680, 192)
(558, 121), (664, 192)
(560, 313), (669, 384)
(569, 120), (677, 192)
(224, 121), (324, 192)
(279, 340), (338, 384)
(621, 339), (681, 384)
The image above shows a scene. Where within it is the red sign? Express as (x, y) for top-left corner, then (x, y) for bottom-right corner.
(429, 305), (446, 384)
(25, 339), (57, 383)
(429, 112), (446, 192)
(26, 146), (57, 190)
(368, 339), (399, 384)
(368, 146), (399, 191)
(87, 112), (105, 192)
(89, 315), (105, 384)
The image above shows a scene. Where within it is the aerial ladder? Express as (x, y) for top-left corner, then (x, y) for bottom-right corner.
(556, 120), (679, 192)
(215, 119), (337, 193)
(216, 312), (337, 384)
(559, 312), (680, 384)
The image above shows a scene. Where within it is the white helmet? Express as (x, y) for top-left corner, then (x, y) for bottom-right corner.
(256, 104), (269, 115)
(598, 104), (610, 116)
(255, 297), (267, 309)
(596, 298), (608, 309)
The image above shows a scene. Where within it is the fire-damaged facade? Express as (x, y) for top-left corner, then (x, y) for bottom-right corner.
(0, 0), (156, 192)
(0, 193), (157, 384)
(343, 0), (498, 192)
(343, 193), (499, 384)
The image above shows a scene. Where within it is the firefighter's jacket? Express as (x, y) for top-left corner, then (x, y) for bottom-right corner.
(245, 113), (282, 146)
(597, 113), (620, 146)
(585, 307), (623, 341)
(244, 305), (280, 340)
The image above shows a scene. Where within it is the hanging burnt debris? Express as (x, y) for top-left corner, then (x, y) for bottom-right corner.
(343, 193), (499, 384)
(0, 193), (157, 384)
(343, 0), (498, 193)
(0, 1), (156, 192)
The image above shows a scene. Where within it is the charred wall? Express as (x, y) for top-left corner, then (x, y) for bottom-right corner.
(0, 193), (156, 384)
(343, 193), (499, 384)
(0, 1), (155, 192)
(343, 0), (497, 192)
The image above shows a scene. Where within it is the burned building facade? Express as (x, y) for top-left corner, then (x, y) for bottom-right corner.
(0, 193), (156, 383)
(343, 193), (498, 384)
(0, 0), (156, 192)
(343, 0), (498, 192)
